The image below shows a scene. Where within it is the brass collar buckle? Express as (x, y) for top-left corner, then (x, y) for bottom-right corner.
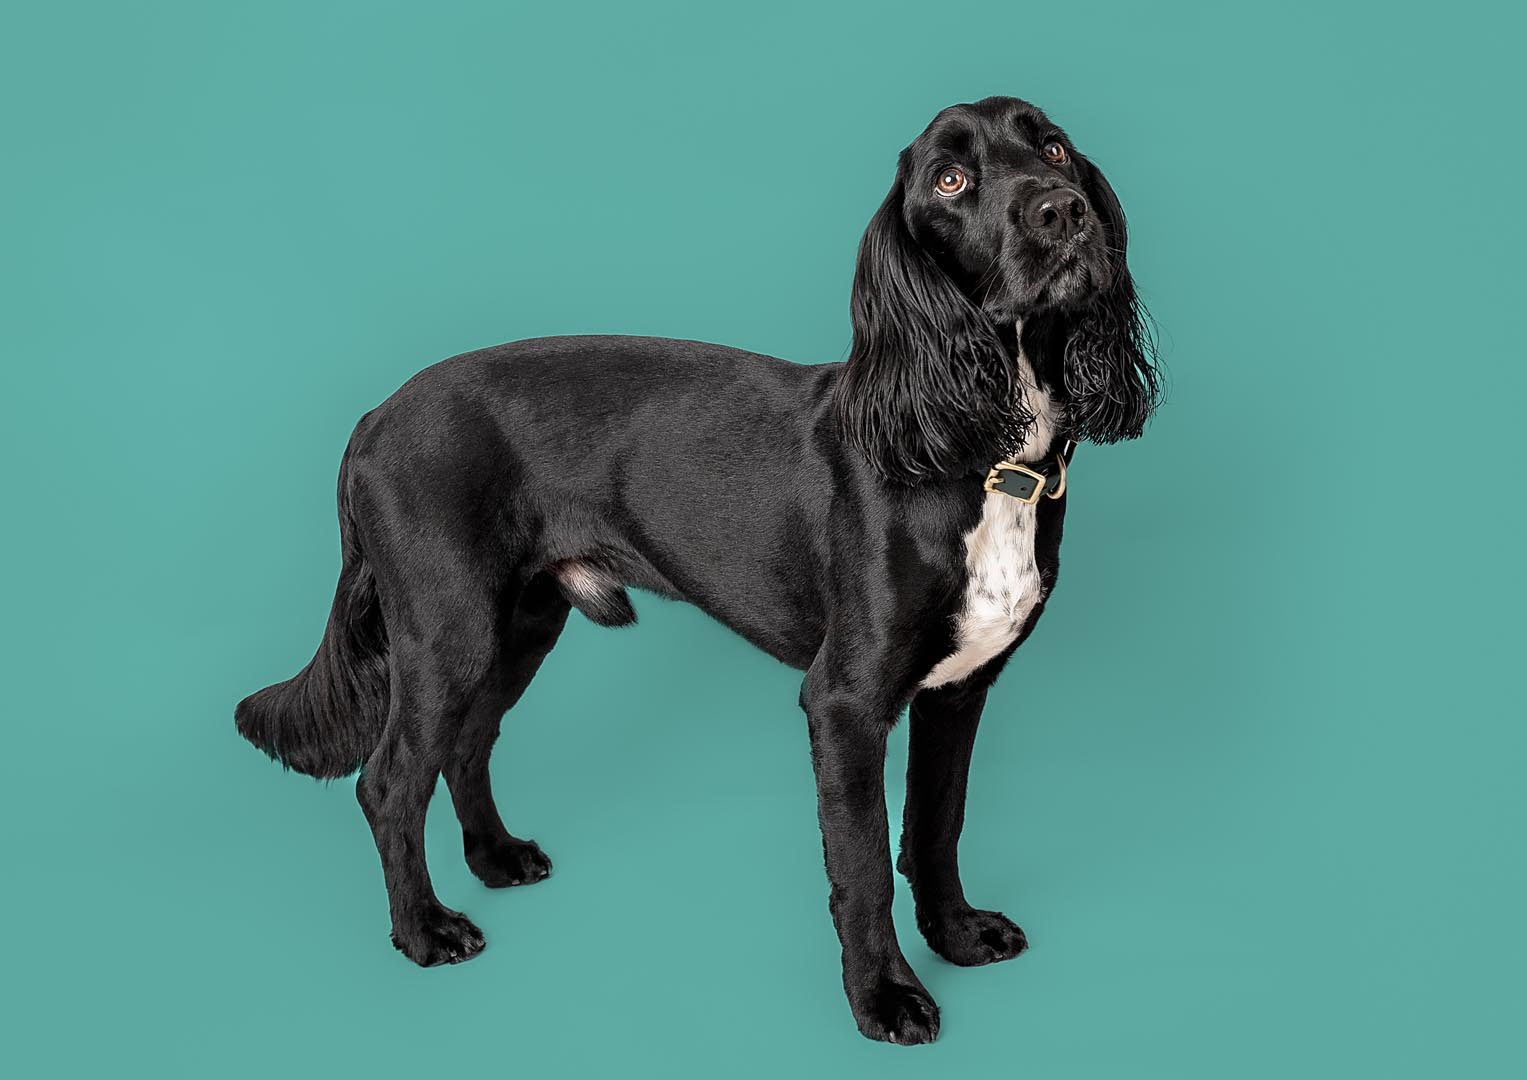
(983, 453), (1067, 504)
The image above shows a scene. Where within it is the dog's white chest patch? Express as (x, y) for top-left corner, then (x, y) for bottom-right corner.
(919, 347), (1059, 690)
(918, 491), (1044, 689)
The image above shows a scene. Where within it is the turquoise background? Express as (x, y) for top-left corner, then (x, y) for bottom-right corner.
(3, 2), (1522, 1076)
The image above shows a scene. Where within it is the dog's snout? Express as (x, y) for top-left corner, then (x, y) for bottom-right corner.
(1025, 188), (1089, 242)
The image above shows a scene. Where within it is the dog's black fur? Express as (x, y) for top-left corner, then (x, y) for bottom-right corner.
(237, 96), (1159, 1044)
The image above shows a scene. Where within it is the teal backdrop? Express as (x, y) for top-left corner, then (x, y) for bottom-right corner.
(3, 2), (1523, 1076)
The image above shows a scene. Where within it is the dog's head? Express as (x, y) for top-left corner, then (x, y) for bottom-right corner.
(837, 96), (1161, 483)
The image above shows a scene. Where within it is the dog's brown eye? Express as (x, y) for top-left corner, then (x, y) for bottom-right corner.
(1042, 141), (1068, 165)
(934, 167), (968, 197)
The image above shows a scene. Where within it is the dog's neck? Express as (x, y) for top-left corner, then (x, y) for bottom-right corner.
(1003, 318), (1066, 395)
(1002, 319), (1068, 463)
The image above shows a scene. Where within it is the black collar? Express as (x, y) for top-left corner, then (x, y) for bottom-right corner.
(983, 439), (1076, 503)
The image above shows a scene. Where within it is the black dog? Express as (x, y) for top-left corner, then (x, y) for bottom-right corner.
(237, 96), (1159, 1044)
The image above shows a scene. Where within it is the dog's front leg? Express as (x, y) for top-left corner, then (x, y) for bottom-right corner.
(802, 671), (939, 1045)
(899, 682), (1028, 966)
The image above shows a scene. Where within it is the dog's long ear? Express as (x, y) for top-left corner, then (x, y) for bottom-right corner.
(1063, 153), (1162, 443)
(835, 166), (1027, 483)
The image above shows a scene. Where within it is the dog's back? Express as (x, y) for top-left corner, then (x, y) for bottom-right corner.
(237, 335), (850, 778)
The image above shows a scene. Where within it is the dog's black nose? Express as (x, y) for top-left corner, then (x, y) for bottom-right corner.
(1027, 188), (1089, 242)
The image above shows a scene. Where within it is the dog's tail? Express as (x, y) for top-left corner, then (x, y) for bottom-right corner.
(235, 455), (389, 779)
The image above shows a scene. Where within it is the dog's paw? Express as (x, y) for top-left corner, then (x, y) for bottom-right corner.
(848, 973), (941, 1045)
(467, 838), (552, 889)
(923, 906), (1027, 967)
(390, 904), (485, 967)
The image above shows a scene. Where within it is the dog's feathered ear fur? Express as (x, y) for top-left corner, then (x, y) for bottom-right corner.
(1062, 153), (1162, 443)
(835, 164), (1028, 484)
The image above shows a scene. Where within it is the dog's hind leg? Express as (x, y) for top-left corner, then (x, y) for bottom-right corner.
(444, 571), (570, 888)
(355, 589), (502, 967)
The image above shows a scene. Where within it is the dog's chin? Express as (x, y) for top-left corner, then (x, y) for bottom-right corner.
(998, 255), (1114, 321)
